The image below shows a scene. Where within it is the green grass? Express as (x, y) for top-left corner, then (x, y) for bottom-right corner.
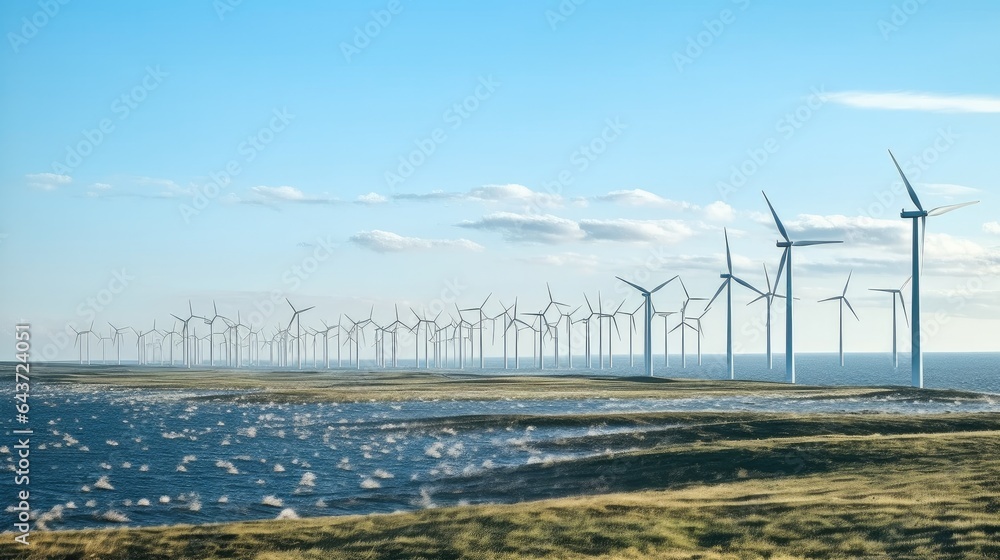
(22, 363), (992, 403)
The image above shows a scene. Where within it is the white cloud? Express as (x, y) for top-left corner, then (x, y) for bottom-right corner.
(595, 189), (696, 211)
(396, 184), (562, 208)
(580, 218), (694, 244)
(518, 252), (600, 270)
(349, 230), (484, 253)
(467, 184), (562, 207)
(920, 183), (980, 198)
(983, 222), (1000, 235)
(250, 186), (337, 204)
(783, 214), (908, 247)
(703, 201), (735, 222)
(457, 212), (584, 243)
(356, 192), (388, 204)
(27, 173), (71, 190)
(92, 183), (112, 190)
(827, 91), (1000, 113)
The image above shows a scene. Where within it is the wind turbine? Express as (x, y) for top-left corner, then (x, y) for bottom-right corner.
(746, 263), (785, 369)
(205, 301), (229, 367)
(688, 306), (712, 365)
(677, 278), (707, 369)
(170, 301), (200, 368)
(819, 271), (860, 367)
(108, 323), (128, 365)
(889, 150), (979, 388)
(704, 229), (764, 379)
(459, 294), (492, 369)
(869, 277), (911, 368)
(285, 299), (315, 370)
(762, 192), (843, 383)
(653, 307), (677, 368)
(71, 321), (95, 365)
(616, 276), (677, 376)
(541, 284), (568, 367)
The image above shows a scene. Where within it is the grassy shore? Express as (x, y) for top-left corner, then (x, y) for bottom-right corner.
(20, 362), (993, 403)
(5, 367), (999, 559)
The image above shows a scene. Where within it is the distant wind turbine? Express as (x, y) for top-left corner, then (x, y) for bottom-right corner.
(704, 229), (764, 379)
(818, 271), (860, 366)
(285, 298), (315, 370)
(746, 263), (785, 369)
(616, 276), (677, 376)
(869, 277), (911, 368)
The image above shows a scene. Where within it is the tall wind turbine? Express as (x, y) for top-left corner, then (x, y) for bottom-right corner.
(889, 150), (979, 388)
(705, 229), (763, 380)
(653, 307), (677, 368)
(818, 271), (860, 366)
(285, 298), (315, 370)
(762, 192), (843, 383)
(615, 276), (677, 376)
(205, 301), (229, 367)
(746, 263), (785, 369)
(869, 277), (911, 368)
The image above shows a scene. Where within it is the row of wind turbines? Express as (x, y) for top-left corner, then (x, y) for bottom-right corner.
(67, 151), (976, 388)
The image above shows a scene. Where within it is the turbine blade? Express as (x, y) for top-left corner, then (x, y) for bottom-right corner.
(763, 263), (771, 292)
(747, 293), (767, 305)
(616, 276), (646, 293)
(761, 191), (790, 242)
(818, 296), (840, 302)
(650, 275), (678, 294)
(901, 276), (912, 291)
(844, 298), (859, 321)
(843, 270), (853, 296)
(927, 200), (979, 216)
(706, 279), (727, 310)
(724, 228), (733, 274)
(679, 277), (690, 299)
(899, 293), (909, 327)
(792, 240), (843, 246)
(774, 248), (787, 291)
(732, 276), (764, 296)
(888, 149), (923, 211)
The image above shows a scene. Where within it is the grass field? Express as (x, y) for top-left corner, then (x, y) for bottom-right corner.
(3, 366), (999, 559)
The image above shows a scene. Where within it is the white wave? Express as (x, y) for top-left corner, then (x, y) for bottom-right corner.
(298, 472), (316, 487)
(275, 508), (299, 520)
(106, 440), (119, 446)
(373, 468), (394, 479)
(446, 443), (464, 458)
(137, 499), (151, 507)
(85, 500), (97, 508)
(99, 510), (130, 523)
(218, 496), (229, 503)
(159, 496), (170, 504)
(121, 462), (132, 469)
(360, 477), (381, 489)
(425, 442), (444, 459)
(261, 495), (283, 507)
(238, 427), (257, 438)
(65, 502), (77, 509)
(273, 463), (286, 472)
(182, 455), (197, 463)
(139, 464), (149, 472)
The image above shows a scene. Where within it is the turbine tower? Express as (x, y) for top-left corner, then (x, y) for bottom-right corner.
(285, 298), (315, 369)
(762, 192), (843, 383)
(615, 275), (677, 376)
(705, 229), (763, 380)
(746, 263), (785, 369)
(889, 150), (979, 388)
(869, 277), (911, 368)
(818, 271), (860, 367)
(677, 278), (706, 369)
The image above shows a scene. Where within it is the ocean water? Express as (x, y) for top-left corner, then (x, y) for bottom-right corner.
(3, 352), (997, 531)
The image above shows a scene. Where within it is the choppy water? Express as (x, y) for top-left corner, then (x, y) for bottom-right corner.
(4, 370), (999, 531)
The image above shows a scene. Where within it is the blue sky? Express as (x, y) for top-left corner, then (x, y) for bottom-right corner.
(2, 0), (998, 361)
